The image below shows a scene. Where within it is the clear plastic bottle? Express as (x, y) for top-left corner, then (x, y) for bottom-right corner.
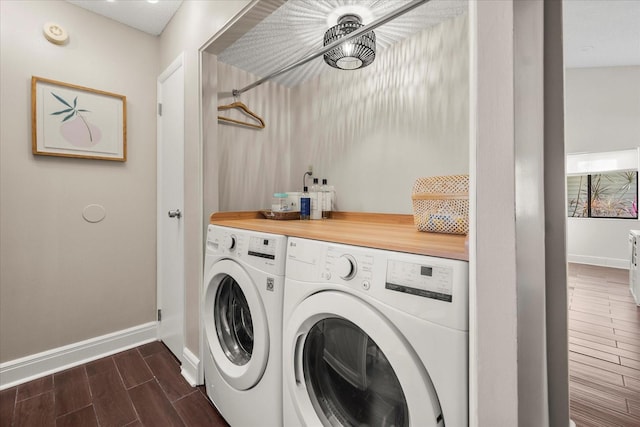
(321, 179), (332, 219)
(310, 178), (323, 220)
(286, 192), (301, 212)
(271, 193), (289, 212)
(300, 186), (311, 220)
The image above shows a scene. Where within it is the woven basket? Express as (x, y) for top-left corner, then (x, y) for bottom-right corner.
(411, 175), (469, 235)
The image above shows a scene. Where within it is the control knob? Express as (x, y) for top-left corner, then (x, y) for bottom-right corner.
(335, 255), (357, 280)
(223, 235), (236, 250)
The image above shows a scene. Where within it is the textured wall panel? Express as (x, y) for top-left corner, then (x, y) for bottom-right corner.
(290, 13), (469, 213)
(216, 63), (292, 211)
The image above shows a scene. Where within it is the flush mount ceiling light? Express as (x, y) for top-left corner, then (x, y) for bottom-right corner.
(323, 14), (376, 70)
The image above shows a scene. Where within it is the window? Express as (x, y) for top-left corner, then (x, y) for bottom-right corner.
(567, 171), (638, 219)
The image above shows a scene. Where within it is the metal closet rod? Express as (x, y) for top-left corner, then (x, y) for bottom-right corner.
(231, 0), (431, 97)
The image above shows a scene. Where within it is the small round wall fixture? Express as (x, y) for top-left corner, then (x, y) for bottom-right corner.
(323, 14), (375, 70)
(82, 204), (106, 223)
(43, 22), (68, 45)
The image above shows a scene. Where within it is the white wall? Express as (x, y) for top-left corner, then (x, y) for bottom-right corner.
(543, 1), (569, 424)
(470, 2), (567, 425)
(211, 10), (468, 214)
(565, 66), (640, 268)
(0, 0), (158, 362)
(290, 14), (469, 214)
(215, 62), (292, 211)
(514, 1), (550, 425)
(470, 1), (518, 424)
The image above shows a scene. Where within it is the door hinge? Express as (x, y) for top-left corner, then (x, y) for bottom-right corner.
(158, 103), (162, 116)
(157, 309), (162, 321)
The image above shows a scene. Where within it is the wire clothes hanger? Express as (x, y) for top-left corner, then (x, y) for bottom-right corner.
(217, 100), (266, 129)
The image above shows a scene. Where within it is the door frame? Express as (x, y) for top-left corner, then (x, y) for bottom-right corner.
(157, 52), (186, 364)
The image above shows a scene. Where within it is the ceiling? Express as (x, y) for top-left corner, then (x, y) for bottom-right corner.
(66, 0), (640, 74)
(66, 0), (183, 36)
(217, 0), (468, 87)
(563, 0), (640, 68)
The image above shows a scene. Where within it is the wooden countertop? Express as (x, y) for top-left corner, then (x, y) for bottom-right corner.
(210, 211), (469, 261)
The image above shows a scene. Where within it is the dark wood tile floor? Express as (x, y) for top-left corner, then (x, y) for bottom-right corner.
(3, 264), (638, 426)
(568, 263), (640, 427)
(0, 341), (229, 427)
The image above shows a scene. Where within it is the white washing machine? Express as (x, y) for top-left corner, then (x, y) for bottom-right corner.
(203, 225), (287, 426)
(283, 237), (469, 427)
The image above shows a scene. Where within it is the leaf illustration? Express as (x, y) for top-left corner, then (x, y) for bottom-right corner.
(51, 108), (74, 115)
(51, 92), (72, 108)
(49, 92), (96, 143)
(62, 111), (76, 122)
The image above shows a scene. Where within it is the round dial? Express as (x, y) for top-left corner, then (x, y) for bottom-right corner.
(335, 255), (357, 280)
(223, 235), (236, 250)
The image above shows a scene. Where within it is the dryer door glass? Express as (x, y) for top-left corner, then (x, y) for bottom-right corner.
(215, 275), (254, 365)
(303, 317), (408, 427)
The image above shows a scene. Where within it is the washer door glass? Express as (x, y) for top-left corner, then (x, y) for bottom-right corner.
(203, 259), (269, 391)
(285, 291), (443, 426)
(215, 275), (254, 365)
(303, 317), (408, 427)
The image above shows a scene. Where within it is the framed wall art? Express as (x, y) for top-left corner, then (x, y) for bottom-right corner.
(31, 76), (127, 161)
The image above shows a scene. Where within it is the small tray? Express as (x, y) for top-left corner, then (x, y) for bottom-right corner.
(260, 210), (301, 220)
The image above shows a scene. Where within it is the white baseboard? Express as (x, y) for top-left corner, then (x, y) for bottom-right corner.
(567, 254), (629, 270)
(181, 346), (200, 387)
(0, 321), (158, 390)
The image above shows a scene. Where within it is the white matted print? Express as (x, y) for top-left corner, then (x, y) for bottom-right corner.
(31, 76), (126, 161)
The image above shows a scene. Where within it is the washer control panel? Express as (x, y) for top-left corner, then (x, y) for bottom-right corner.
(286, 237), (469, 330)
(248, 236), (277, 260)
(206, 225), (287, 275)
(222, 235), (236, 251)
(326, 247), (373, 284)
(327, 251), (361, 280)
(385, 260), (453, 302)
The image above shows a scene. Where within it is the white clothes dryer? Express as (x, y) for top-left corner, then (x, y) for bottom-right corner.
(283, 237), (469, 427)
(203, 225), (287, 427)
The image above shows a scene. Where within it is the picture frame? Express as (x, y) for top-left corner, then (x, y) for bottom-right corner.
(31, 76), (127, 161)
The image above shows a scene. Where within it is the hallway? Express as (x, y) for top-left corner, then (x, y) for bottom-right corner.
(568, 263), (640, 426)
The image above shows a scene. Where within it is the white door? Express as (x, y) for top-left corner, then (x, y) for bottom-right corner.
(157, 54), (185, 361)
